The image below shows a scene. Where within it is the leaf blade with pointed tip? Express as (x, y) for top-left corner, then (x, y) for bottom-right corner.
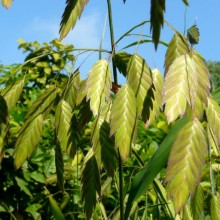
(55, 100), (72, 151)
(14, 114), (44, 169)
(150, 0), (165, 49)
(86, 59), (112, 116)
(127, 54), (152, 116)
(110, 84), (137, 160)
(2, 0), (13, 9)
(59, 0), (89, 40)
(124, 116), (189, 219)
(81, 149), (101, 220)
(166, 119), (207, 213)
(1, 79), (24, 112)
(49, 194), (65, 220)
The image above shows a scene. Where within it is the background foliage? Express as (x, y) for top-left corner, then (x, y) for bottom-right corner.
(1, 0), (220, 220)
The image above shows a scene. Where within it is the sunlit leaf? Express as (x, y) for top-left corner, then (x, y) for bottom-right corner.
(59, 0), (89, 40)
(82, 149), (101, 219)
(127, 54), (152, 116)
(63, 71), (80, 109)
(76, 80), (87, 106)
(25, 85), (57, 119)
(1, 0), (13, 9)
(150, 0), (165, 49)
(55, 100), (72, 151)
(164, 33), (190, 74)
(110, 84), (137, 160)
(163, 53), (210, 123)
(211, 194), (220, 220)
(166, 119), (207, 213)
(206, 97), (220, 147)
(86, 59), (112, 116)
(14, 114), (44, 169)
(49, 194), (65, 220)
(183, 204), (193, 220)
(191, 184), (204, 220)
(124, 116), (189, 219)
(1, 79), (24, 112)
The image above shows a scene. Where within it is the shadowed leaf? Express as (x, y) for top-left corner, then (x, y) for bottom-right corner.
(55, 143), (64, 193)
(124, 116), (189, 219)
(113, 52), (132, 77)
(0, 95), (8, 125)
(86, 59), (112, 116)
(182, 0), (189, 6)
(127, 54), (152, 116)
(110, 84), (137, 160)
(82, 149), (101, 219)
(14, 114), (44, 169)
(59, 0), (89, 40)
(166, 119), (207, 213)
(1, 79), (24, 112)
(187, 25), (199, 45)
(150, 0), (165, 49)
(145, 68), (163, 127)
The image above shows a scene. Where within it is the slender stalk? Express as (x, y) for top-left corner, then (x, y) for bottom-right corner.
(118, 150), (124, 220)
(107, 0), (118, 84)
(107, 0), (122, 219)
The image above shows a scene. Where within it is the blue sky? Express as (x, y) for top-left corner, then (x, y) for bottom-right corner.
(0, 0), (220, 80)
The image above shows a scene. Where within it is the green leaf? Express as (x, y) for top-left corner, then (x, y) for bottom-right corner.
(63, 71), (80, 109)
(76, 80), (87, 106)
(182, 0), (189, 6)
(164, 32), (190, 74)
(124, 116), (189, 219)
(127, 54), (152, 116)
(55, 143), (64, 193)
(211, 194), (220, 220)
(163, 53), (210, 123)
(82, 149), (101, 219)
(1, 79), (24, 112)
(59, 0), (89, 40)
(25, 203), (42, 220)
(183, 205), (193, 220)
(191, 184), (204, 220)
(0, 95), (8, 125)
(110, 84), (137, 160)
(145, 68), (163, 127)
(14, 114), (44, 169)
(113, 52), (132, 77)
(86, 59), (112, 116)
(25, 85), (56, 119)
(187, 25), (200, 45)
(150, 0), (165, 49)
(15, 177), (33, 198)
(1, 0), (13, 8)
(166, 119), (207, 213)
(55, 99), (72, 151)
(206, 97), (220, 148)
(49, 194), (65, 220)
